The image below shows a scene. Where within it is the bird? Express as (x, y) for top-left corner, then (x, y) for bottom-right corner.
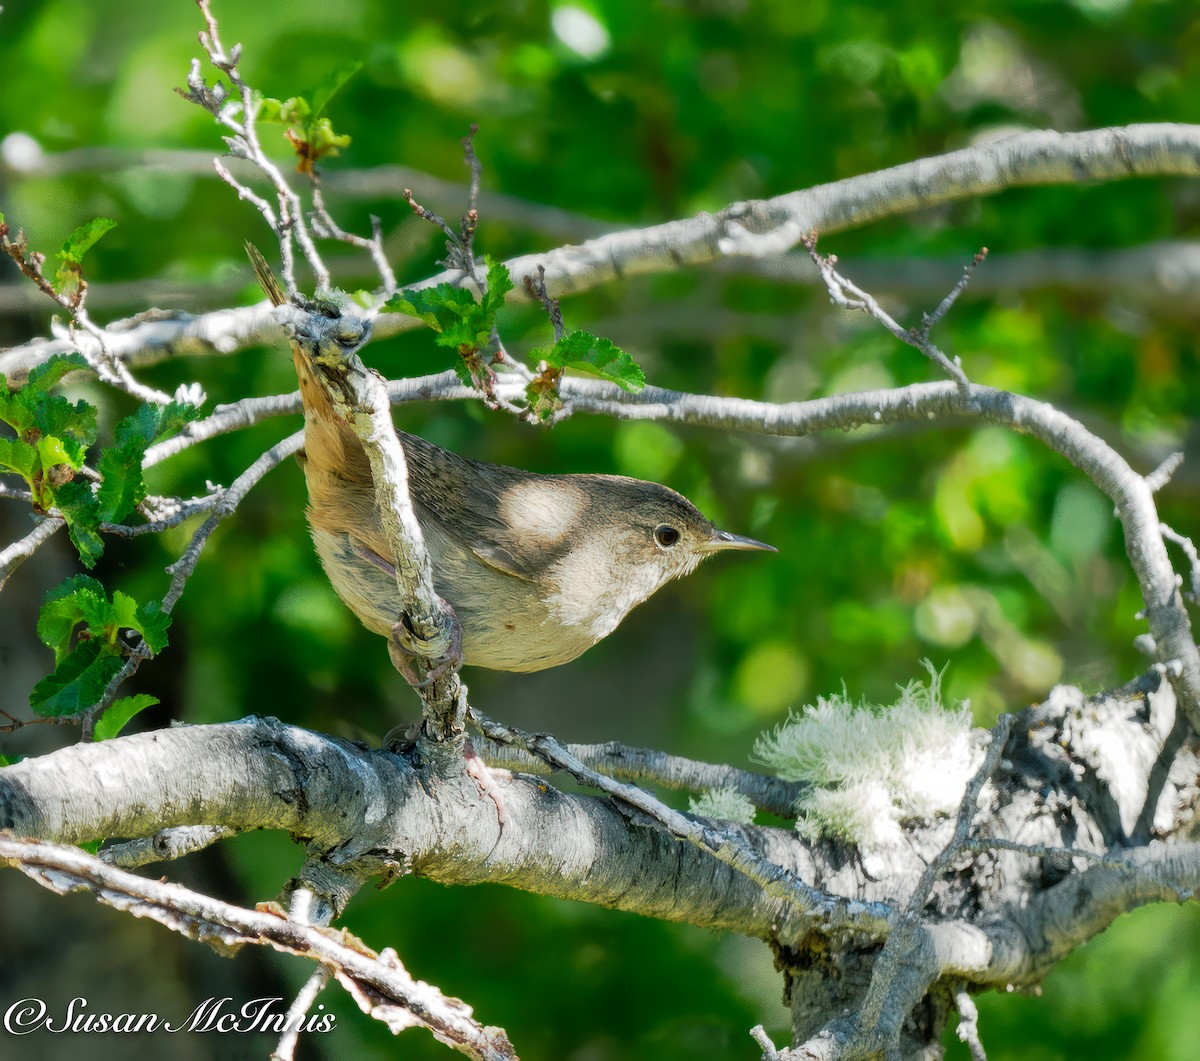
(249, 245), (774, 674)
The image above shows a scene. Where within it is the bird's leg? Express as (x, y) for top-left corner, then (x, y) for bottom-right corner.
(351, 539), (464, 687)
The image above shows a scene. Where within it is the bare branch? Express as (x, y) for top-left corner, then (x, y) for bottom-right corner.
(801, 231), (972, 391)
(8, 123), (1200, 382)
(101, 825), (234, 869)
(1161, 524), (1200, 603)
(471, 708), (890, 933)
(0, 835), (517, 1060)
(474, 735), (804, 819)
(180, 0), (330, 293)
(954, 989), (988, 1061)
(0, 516), (62, 589)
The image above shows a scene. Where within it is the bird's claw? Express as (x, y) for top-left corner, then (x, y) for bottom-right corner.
(389, 600), (463, 688)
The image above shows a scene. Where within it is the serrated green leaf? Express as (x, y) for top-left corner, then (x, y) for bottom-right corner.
(481, 256), (514, 319)
(380, 292), (441, 328)
(29, 637), (124, 717)
(150, 399), (203, 443)
(32, 394), (98, 447)
(134, 599), (171, 654)
(94, 401), (199, 524)
(93, 693), (158, 742)
(114, 399), (202, 450)
(108, 590), (141, 645)
(53, 479), (104, 567)
(0, 386), (35, 432)
(53, 219), (116, 294)
(38, 574), (108, 661)
(96, 438), (146, 523)
(0, 436), (38, 482)
(2, 354), (92, 438)
(78, 839), (102, 855)
(534, 330), (646, 392)
(24, 353), (89, 393)
(57, 218), (117, 265)
(383, 283), (478, 327)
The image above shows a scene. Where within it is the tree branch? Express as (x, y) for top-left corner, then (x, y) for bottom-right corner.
(0, 834), (517, 1060)
(5, 123), (1199, 382)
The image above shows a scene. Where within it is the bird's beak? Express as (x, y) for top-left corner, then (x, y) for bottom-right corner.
(701, 527), (777, 553)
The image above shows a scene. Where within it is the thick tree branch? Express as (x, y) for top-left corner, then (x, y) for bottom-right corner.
(0, 717), (806, 939)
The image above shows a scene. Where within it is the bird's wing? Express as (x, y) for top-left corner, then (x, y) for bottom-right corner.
(400, 431), (548, 582)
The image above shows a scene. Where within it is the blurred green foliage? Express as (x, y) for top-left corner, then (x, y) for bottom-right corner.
(1, 0), (1199, 1057)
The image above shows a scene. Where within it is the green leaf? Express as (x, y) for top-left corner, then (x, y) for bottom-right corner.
(0, 436), (38, 482)
(0, 754), (13, 767)
(96, 445), (144, 523)
(38, 574), (108, 662)
(383, 283), (477, 328)
(533, 330), (646, 391)
(109, 591), (171, 653)
(134, 599), (171, 653)
(57, 218), (117, 265)
(95, 400), (201, 523)
(78, 839), (102, 855)
(24, 352), (89, 393)
(0, 384), (35, 432)
(93, 694), (158, 742)
(52, 479), (104, 567)
(52, 218), (116, 294)
(29, 637), (124, 717)
(257, 94), (312, 125)
(1, 354), (93, 439)
(37, 576), (170, 667)
(35, 433), (85, 472)
(481, 256), (514, 319)
(309, 61), (363, 118)
(33, 393), (98, 447)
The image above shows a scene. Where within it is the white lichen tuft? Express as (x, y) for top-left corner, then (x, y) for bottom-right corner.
(752, 662), (980, 848)
(689, 786), (756, 824)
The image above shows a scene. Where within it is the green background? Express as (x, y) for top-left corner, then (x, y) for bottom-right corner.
(2, 0), (1199, 1058)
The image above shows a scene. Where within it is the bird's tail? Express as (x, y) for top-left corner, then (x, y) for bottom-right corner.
(244, 242), (371, 498)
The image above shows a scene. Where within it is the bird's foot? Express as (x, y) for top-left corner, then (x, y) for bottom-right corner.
(388, 601), (464, 688)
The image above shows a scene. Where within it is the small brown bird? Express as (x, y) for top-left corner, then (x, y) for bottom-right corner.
(251, 248), (774, 673)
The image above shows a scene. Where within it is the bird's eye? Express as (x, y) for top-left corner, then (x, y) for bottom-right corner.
(654, 525), (681, 548)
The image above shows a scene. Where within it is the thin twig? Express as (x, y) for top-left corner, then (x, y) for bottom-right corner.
(801, 231), (973, 393)
(101, 825), (234, 869)
(1, 219), (176, 404)
(1160, 524), (1200, 603)
(954, 987), (988, 1061)
(471, 708), (890, 932)
(0, 517), (63, 590)
(272, 967), (331, 1061)
(473, 735), (804, 818)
